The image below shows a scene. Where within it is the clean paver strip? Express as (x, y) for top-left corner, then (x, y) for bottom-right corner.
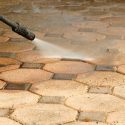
(30, 80), (88, 97)
(65, 94), (125, 112)
(0, 69), (53, 84)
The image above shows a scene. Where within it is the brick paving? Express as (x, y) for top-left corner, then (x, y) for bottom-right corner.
(1, 0), (125, 125)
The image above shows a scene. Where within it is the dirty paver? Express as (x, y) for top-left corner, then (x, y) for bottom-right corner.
(1, 0), (125, 125)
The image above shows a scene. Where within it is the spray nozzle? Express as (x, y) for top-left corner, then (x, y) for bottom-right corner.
(0, 16), (35, 40)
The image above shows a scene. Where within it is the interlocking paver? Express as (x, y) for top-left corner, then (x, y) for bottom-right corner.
(107, 110), (125, 125)
(0, 36), (9, 43)
(30, 80), (88, 98)
(0, 90), (39, 108)
(113, 85), (125, 99)
(89, 86), (112, 94)
(16, 50), (60, 63)
(65, 122), (107, 125)
(0, 117), (21, 125)
(65, 94), (125, 112)
(0, 69), (53, 84)
(39, 96), (66, 104)
(44, 61), (95, 74)
(76, 71), (125, 87)
(0, 57), (21, 72)
(5, 83), (31, 90)
(0, 41), (35, 53)
(96, 65), (115, 71)
(11, 104), (77, 125)
(78, 112), (107, 122)
(0, 57), (21, 65)
(52, 73), (76, 80)
(21, 62), (44, 69)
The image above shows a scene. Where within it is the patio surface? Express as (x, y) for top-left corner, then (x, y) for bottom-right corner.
(0, 0), (125, 125)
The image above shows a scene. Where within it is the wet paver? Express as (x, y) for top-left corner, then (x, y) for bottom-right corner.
(0, 42), (35, 53)
(16, 50), (60, 63)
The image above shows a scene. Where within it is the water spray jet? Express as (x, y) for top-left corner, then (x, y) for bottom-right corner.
(0, 16), (35, 40)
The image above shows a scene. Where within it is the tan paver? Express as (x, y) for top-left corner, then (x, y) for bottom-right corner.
(0, 80), (6, 89)
(113, 85), (125, 99)
(76, 71), (125, 87)
(64, 31), (106, 42)
(30, 80), (88, 97)
(16, 50), (60, 63)
(65, 94), (125, 112)
(0, 117), (21, 125)
(0, 65), (20, 72)
(0, 69), (53, 84)
(107, 110), (125, 125)
(0, 41), (35, 53)
(11, 104), (77, 125)
(0, 57), (21, 65)
(0, 36), (9, 43)
(0, 57), (21, 72)
(44, 61), (95, 74)
(0, 90), (39, 108)
(65, 122), (107, 125)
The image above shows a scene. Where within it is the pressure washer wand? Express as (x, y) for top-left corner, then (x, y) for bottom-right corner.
(0, 16), (35, 40)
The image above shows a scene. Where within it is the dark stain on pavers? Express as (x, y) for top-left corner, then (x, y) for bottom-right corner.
(53, 73), (77, 80)
(21, 63), (44, 69)
(5, 83), (32, 90)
